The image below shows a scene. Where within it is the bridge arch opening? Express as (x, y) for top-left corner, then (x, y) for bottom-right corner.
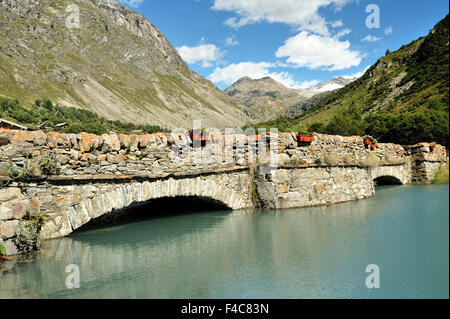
(74, 196), (231, 233)
(374, 176), (403, 186)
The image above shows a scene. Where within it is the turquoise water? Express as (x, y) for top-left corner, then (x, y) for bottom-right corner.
(0, 185), (448, 299)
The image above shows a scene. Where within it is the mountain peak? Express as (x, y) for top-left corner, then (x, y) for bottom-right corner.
(234, 76), (253, 84)
(296, 77), (356, 98)
(0, 0), (249, 128)
(224, 76), (305, 122)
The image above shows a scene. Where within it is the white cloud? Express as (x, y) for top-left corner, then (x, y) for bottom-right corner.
(384, 26), (393, 35)
(361, 35), (382, 42)
(117, 0), (144, 8)
(275, 31), (362, 71)
(335, 28), (352, 38)
(211, 0), (352, 35)
(331, 20), (344, 28)
(225, 35), (239, 47)
(177, 40), (224, 68)
(208, 61), (314, 89)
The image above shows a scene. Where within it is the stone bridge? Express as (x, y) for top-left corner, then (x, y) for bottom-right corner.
(0, 129), (447, 255)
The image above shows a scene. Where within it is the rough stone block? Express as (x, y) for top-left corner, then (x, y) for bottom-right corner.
(0, 220), (19, 239)
(277, 185), (289, 193)
(0, 188), (23, 202)
(0, 238), (18, 256)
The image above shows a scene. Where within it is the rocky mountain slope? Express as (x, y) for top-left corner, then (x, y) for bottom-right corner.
(0, 0), (248, 128)
(283, 91), (333, 118)
(285, 14), (449, 128)
(225, 75), (356, 122)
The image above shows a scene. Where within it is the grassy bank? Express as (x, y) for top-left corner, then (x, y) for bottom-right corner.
(432, 162), (449, 184)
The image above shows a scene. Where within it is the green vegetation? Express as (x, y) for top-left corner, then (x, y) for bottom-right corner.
(138, 149), (149, 160)
(299, 131), (313, 137)
(432, 162), (449, 184)
(245, 15), (449, 148)
(8, 154), (61, 180)
(0, 243), (6, 257)
(14, 210), (48, 254)
(248, 106), (448, 147)
(8, 159), (40, 180)
(38, 154), (61, 176)
(399, 15), (449, 112)
(365, 110), (448, 146)
(251, 179), (260, 205)
(362, 135), (378, 144)
(0, 97), (163, 135)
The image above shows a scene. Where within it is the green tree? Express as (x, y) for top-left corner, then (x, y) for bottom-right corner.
(42, 98), (53, 111)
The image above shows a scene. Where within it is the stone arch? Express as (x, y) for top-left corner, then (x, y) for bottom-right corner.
(373, 175), (403, 185)
(369, 165), (410, 185)
(58, 174), (253, 235)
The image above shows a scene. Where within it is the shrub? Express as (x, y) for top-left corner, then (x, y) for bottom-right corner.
(432, 162), (449, 184)
(138, 149), (149, 159)
(39, 154), (60, 175)
(42, 98), (53, 111)
(11, 109), (35, 124)
(14, 210), (48, 254)
(299, 131), (313, 137)
(9, 160), (41, 179)
(308, 122), (325, 133)
(251, 179), (260, 205)
(0, 243), (6, 256)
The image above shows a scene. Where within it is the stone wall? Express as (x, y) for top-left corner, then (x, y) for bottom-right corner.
(1, 129), (439, 179)
(407, 143), (448, 184)
(1, 129), (445, 179)
(256, 166), (375, 209)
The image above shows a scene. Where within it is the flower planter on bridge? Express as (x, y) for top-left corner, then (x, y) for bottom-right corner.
(189, 129), (208, 147)
(363, 135), (378, 150)
(299, 135), (314, 143)
(298, 132), (314, 144)
(364, 139), (377, 148)
(430, 143), (437, 152)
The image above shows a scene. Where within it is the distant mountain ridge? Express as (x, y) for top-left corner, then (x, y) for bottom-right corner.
(225, 75), (357, 122)
(0, 0), (249, 128)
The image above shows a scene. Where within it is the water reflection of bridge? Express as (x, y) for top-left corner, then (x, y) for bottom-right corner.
(0, 199), (383, 299)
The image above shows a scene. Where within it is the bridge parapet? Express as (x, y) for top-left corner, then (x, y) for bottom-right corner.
(2, 129), (445, 180)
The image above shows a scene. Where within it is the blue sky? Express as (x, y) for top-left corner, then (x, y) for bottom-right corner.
(118, 0), (449, 90)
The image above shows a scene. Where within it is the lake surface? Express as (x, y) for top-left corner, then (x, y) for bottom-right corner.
(0, 185), (448, 299)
